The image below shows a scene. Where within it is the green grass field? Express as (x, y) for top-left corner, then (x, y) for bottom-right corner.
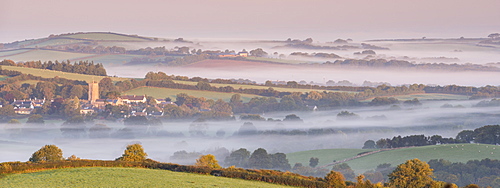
(0, 49), (31, 57)
(0, 66), (129, 82)
(287, 144), (500, 174)
(287, 148), (375, 168)
(124, 86), (260, 102)
(80, 54), (143, 66)
(362, 93), (469, 102)
(64, 33), (151, 41)
(24, 39), (84, 48)
(0, 167), (291, 188)
(173, 80), (353, 94)
(1, 49), (94, 62)
(0, 75), (9, 81)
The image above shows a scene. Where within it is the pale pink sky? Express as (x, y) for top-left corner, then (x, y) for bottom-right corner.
(1, 0), (499, 43)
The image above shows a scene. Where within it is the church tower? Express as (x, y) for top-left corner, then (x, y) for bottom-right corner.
(88, 80), (99, 103)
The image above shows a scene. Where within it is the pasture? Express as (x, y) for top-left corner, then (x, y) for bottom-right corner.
(287, 144), (500, 174)
(361, 93), (469, 102)
(123, 86), (259, 102)
(173, 80), (342, 93)
(0, 49), (31, 58)
(0, 167), (291, 188)
(64, 33), (151, 41)
(1, 49), (93, 62)
(0, 66), (129, 82)
(74, 54), (143, 66)
(24, 39), (84, 48)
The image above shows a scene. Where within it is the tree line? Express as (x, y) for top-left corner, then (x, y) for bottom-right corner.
(323, 59), (500, 72)
(0, 59), (107, 76)
(364, 125), (500, 149)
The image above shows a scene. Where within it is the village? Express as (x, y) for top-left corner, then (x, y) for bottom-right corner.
(4, 80), (176, 118)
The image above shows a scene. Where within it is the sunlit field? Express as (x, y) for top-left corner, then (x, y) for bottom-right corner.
(0, 167), (292, 188)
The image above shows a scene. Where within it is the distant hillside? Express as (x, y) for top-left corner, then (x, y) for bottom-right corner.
(0, 167), (291, 188)
(0, 65), (128, 82)
(0, 32), (186, 66)
(287, 144), (500, 173)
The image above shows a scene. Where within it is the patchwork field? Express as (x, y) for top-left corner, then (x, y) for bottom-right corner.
(64, 33), (151, 41)
(287, 144), (500, 174)
(0, 49), (32, 58)
(173, 80), (348, 93)
(0, 167), (291, 188)
(74, 54), (143, 66)
(24, 39), (85, 48)
(123, 86), (259, 102)
(362, 93), (469, 102)
(1, 49), (94, 62)
(0, 66), (129, 82)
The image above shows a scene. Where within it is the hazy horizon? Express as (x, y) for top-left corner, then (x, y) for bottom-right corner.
(1, 0), (499, 43)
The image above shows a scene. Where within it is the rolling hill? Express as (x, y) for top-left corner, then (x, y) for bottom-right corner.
(123, 86), (259, 102)
(0, 167), (291, 188)
(0, 66), (128, 82)
(287, 144), (500, 174)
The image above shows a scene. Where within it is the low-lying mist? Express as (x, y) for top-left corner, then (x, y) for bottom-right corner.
(2, 100), (499, 164)
(109, 63), (500, 87)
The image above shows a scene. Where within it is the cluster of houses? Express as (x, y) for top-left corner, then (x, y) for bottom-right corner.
(4, 95), (176, 117)
(81, 95), (176, 117)
(7, 99), (46, 115)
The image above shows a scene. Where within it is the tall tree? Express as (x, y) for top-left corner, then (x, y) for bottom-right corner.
(224, 148), (250, 167)
(115, 143), (148, 162)
(389, 158), (434, 188)
(309, 157), (319, 168)
(26, 114), (44, 124)
(29, 145), (63, 162)
(99, 77), (116, 98)
(195, 154), (221, 169)
(325, 170), (346, 188)
(248, 148), (272, 169)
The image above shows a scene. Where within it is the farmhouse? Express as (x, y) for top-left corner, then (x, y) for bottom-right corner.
(11, 98), (45, 115)
(237, 51), (248, 57)
(216, 51), (249, 58)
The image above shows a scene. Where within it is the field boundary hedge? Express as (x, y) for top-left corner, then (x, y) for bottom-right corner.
(0, 160), (328, 188)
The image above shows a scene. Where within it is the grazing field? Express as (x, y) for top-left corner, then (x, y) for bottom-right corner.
(362, 93), (469, 102)
(287, 144), (500, 174)
(0, 167), (291, 188)
(0, 49), (31, 58)
(287, 148), (375, 168)
(24, 39), (84, 48)
(123, 86), (260, 102)
(0, 75), (9, 81)
(1, 49), (94, 62)
(0, 66), (129, 82)
(74, 54), (143, 66)
(64, 33), (151, 41)
(173, 80), (343, 93)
